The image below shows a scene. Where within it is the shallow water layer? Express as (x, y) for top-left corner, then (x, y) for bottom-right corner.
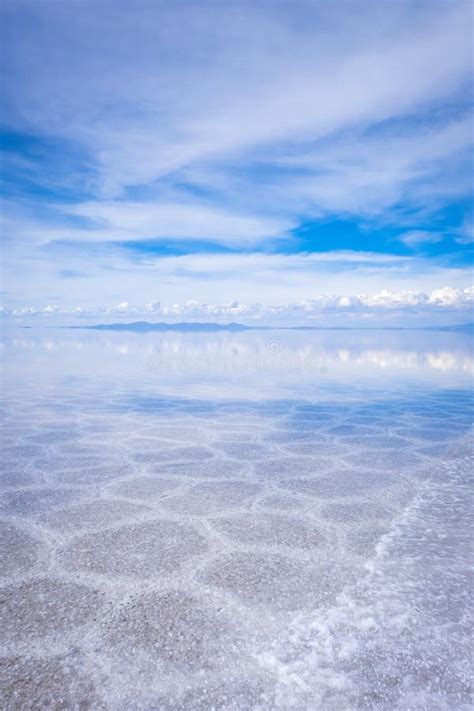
(1, 328), (473, 709)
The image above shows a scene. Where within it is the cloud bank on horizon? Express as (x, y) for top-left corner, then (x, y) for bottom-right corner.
(1, 0), (473, 325)
(5, 286), (474, 327)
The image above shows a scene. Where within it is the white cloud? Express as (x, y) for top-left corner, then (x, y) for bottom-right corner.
(398, 230), (444, 247)
(456, 219), (474, 245)
(1, 0), (472, 319)
(266, 114), (473, 218)
(2, 201), (290, 249)
(4, 286), (473, 326)
(3, 246), (472, 316)
(428, 286), (473, 306)
(2, 1), (472, 200)
(58, 201), (291, 246)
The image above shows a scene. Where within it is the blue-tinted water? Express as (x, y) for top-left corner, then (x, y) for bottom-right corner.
(1, 328), (472, 709)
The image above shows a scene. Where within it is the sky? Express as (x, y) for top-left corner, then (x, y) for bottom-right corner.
(1, 0), (473, 326)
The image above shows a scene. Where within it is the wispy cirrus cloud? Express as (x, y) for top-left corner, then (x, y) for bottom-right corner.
(3, 1), (471, 195)
(59, 201), (292, 247)
(1, 0), (472, 322)
(2, 1), (472, 202)
(399, 231), (445, 248)
(1, 200), (290, 249)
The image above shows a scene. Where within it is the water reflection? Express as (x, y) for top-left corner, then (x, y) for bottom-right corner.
(4, 328), (473, 376)
(1, 326), (472, 710)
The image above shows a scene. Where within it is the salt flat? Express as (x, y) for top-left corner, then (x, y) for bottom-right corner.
(1, 329), (472, 709)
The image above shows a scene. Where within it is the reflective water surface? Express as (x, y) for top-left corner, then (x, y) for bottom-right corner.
(1, 327), (473, 709)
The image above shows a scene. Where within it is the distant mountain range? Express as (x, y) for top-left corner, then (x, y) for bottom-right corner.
(69, 321), (474, 332)
(433, 322), (474, 332)
(74, 321), (254, 332)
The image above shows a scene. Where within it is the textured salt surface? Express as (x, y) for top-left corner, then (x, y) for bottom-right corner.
(261, 444), (474, 711)
(1, 330), (473, 709)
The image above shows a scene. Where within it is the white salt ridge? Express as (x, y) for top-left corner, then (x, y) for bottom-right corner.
(260, 437), (473, 710)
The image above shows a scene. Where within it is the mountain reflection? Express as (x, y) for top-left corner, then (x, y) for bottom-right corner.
(5, 328), (473, 377)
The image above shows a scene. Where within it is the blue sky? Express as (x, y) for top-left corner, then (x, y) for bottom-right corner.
(1, 0), (473, 325)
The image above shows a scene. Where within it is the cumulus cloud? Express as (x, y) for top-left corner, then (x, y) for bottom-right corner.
(5, 287), (473, 325)
(3, 246), (472, 320)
